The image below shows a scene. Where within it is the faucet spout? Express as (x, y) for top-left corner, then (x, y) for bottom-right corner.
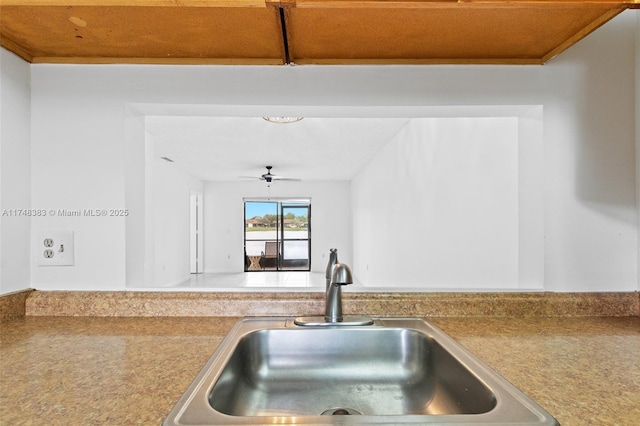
(324, 263), (353, 323)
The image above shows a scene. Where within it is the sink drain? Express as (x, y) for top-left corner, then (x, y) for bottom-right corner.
(321, 407), (363, 416)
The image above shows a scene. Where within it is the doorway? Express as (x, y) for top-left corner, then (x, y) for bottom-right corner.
(244, 199), (311, 272)
(190, 190), (203, 274)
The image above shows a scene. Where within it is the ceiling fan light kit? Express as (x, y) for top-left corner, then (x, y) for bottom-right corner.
(263, 117), (304, 124)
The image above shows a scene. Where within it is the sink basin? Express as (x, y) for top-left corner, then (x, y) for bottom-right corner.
(210, 327), (495, 417)
(164, 318), (558, 425)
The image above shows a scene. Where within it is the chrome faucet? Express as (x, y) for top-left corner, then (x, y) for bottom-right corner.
(324, 263), (353, 323)
(294, 257), (372, 326)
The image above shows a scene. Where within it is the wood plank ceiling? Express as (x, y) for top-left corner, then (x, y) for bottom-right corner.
(0, 0), (637, 65)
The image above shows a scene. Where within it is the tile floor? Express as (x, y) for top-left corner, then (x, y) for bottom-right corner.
(173, 271), (327, 290)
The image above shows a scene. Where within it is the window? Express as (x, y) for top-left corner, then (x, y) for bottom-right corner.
(244, 199), (311, 272)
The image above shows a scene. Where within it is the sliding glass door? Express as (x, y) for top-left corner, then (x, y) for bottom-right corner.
(244, 199), (310, 272)
(280, 203), (310, 270)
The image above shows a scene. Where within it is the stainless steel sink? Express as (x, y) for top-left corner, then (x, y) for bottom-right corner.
(164, 318), (558, 425)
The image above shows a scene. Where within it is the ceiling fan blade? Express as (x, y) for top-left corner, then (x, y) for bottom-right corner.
(238, 167), (302, 182)
(272, 177), (301, 181)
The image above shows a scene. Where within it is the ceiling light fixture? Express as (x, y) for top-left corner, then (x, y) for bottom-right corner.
(263, 116), (303, 124)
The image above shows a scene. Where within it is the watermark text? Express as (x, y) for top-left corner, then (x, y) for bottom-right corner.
(2, 208), (129, 217)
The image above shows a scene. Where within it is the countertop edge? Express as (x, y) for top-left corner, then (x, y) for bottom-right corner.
(8, 290), (638, 318)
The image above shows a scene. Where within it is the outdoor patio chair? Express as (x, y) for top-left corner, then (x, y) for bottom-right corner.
(260, 241), (279, 269)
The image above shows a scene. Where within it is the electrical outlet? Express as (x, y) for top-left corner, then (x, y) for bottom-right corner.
(38, 231), (75, 266)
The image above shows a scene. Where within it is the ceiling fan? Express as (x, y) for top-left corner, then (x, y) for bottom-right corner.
(241, 166), (301, 183)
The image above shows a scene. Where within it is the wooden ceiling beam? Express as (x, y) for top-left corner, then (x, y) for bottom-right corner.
(293, 0), (630, 8)
(0, 0), (634, 65)
(0, 0), (632, 6)
(0, 0), (267, 6)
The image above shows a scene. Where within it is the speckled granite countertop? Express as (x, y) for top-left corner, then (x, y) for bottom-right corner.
(1, 316), (638, 425)
(22, 290), (640, 317)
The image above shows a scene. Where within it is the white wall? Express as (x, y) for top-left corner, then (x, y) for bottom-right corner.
(29, 66), (128, 291)
(203, 181), (351, 274)
(352, 117), (521, 289)
(0, 49), (31, 295)
(15, 10), (637, 291)
(542, 12), (636, 291)
(151, 154), (203, 286)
